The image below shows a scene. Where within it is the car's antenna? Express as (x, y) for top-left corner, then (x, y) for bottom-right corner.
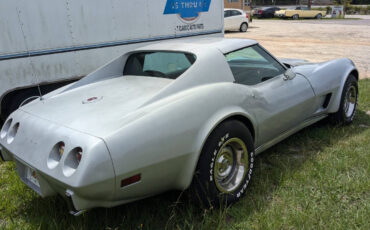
(16, 7), (43, 101)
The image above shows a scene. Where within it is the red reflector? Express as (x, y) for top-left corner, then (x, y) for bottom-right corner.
(121, 174), (141, 187)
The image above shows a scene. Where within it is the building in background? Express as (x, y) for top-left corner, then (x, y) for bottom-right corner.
(224, 0), (252, 10)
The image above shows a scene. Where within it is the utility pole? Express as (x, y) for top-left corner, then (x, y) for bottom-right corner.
(308, 0), (312, 9)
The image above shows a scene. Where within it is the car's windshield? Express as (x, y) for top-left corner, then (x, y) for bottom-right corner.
(225, 45), (286, 85)
(123, 51), (196, 79)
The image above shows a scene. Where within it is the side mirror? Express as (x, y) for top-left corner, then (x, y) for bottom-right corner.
(283, 69), (296, 80)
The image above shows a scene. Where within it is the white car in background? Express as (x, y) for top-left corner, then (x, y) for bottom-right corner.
(224, 8), (250, 32)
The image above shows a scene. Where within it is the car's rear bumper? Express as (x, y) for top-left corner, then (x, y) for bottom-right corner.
(0, 110), (116, 214)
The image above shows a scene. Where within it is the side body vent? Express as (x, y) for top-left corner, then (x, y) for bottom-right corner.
(322, 93), (332, 109)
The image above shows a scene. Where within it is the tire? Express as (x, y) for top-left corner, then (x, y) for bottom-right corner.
(316, 14), (322, 19)
(330, 75), (358, 125)
(292, 14), (299, 20)
(239, 22), (248, 32)
(192, 120), (254, 206)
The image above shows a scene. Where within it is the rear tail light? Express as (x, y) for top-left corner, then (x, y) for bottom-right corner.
(259, 10), (262, 14)
(59, 142), (65, 157)
(0, 118), (12, 139)
(7, 122), (19, 144)
(47, 141), (65, 169)
(76, 148), (82, 164)
(246, 14), (249, 18)
(63, 147), (83, 177)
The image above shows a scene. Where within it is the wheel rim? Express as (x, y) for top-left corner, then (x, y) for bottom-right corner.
(241, 24), (247, 31)
(214, 138), (248, 193)
(344, 85), (357, 117)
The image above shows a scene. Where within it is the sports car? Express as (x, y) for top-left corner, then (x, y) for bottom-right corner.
(0, 38), (359, 215)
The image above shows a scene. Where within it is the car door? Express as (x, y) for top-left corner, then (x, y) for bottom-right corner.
(225, 45), (316, 146)
(224, 10), (232, 30)
(230, 10), (243, 30)
(301, 7), (310, 17)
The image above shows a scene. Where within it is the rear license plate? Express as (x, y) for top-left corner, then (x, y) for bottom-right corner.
(26, 167), (40, 187)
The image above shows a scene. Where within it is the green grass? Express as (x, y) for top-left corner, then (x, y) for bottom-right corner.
(1, 79), (369, 230)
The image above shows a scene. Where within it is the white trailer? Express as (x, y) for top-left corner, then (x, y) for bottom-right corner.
(0, 0), (223, 120)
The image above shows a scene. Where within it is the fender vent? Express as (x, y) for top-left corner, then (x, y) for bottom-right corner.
(322, 93), (332, 109)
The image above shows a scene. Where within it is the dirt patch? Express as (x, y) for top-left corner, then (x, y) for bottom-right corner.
(225, 19), (370, 79)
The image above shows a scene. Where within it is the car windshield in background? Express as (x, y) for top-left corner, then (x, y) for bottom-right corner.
(225, 45), (286, 85)
(123, 51), (196, 79)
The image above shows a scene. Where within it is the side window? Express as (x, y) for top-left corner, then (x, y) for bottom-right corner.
(143, 52), (191, 74)
(231, 10), (242, 16)
(224, 10), (231, 18)
(123, 51), (196, 79)
(225, 45), (286, 85)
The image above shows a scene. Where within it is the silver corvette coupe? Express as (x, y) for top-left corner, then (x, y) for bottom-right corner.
(0, 38), (359, 215)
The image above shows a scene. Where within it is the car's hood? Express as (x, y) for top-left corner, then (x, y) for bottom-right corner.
(20, 76), (173, 137)
(279, 58), (310, 67)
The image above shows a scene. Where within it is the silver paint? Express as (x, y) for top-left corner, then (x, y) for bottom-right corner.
(0, 38), (358, 212)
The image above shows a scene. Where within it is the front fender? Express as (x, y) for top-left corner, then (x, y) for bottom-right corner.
(294, 58), (357, 113)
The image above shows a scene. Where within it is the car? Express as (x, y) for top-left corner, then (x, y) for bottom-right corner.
(0, 38), (359, 215)
(253, 7), (281, 18)
(275, 6), (326, 19)
(224, 8), (250, 32)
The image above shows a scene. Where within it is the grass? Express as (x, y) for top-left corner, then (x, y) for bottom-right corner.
(1, 79), (369, 230)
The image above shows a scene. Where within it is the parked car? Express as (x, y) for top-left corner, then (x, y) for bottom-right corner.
(253, 7), (281, 18)
(224, 8), (250, 32)
(275, 6), (326, 19)
(0, 38), (359, 215)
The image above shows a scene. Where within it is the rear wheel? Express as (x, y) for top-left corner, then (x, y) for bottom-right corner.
(292, 14), (299, 20)
(316, 14), (322, 19)
(240, 23), (248, 32)
(330, 75), (358, 124)
(193, 120), (254, 206)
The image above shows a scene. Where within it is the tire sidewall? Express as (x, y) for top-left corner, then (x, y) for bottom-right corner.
(340, 76), (358, 123)
(195, 120), (254, 206)
(240, 23), (248, 32)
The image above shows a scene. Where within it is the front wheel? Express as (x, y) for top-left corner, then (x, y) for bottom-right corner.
(330, 75), (358, 124)
(240, 23), (248, 32)
(193, 120), (254, 206)
(316, 14), (322, 19)
(292, 14), (299, 20)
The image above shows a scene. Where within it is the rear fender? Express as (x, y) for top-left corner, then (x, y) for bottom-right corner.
(179, 107), (256, 190)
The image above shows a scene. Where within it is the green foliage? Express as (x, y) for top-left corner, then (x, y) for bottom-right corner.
(346, 5), (370, 14)
(1, 79), (370, 229)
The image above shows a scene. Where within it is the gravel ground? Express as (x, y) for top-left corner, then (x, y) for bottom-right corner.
(225, 17), (370, 79)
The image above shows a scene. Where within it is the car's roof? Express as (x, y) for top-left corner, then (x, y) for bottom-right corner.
(135, 38), (258, 54)
(224, 8), (243, 12)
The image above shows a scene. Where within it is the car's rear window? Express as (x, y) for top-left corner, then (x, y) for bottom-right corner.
(123, 51), (196, 79)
